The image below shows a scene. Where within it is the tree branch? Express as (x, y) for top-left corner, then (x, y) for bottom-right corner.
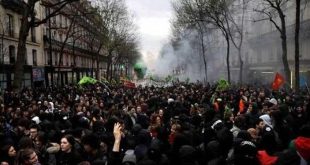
(34, 0), (77, 26)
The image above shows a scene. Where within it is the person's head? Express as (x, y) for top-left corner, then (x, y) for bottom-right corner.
(234, 115), (245, 129)
(136, 106), (142, 113)
(81, 134), (101, 153)
(34, 132), (47, 149)
(129, 107), (136, 115)
(247, 128), (258, 141)
(76, 104), (83, 112)
(158, 109), (164, 118)
(170, 123), (181, 134)
(17, 118), (31, 135)
(7, 145), (16, 157)
(0, 144), (17, 159)
(234, 141), (259, 165)
(150, 114), (161, 126)
(255, 118), (265, 130)
(60, 134), (75, 153)
(29, 124), (40, 140)
(294, 102), (304, 114)
(18, 137), (34, 150)
(15, 148), (38, 165)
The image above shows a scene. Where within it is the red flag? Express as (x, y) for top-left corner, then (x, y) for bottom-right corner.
(272, 72), (285, 90)
(239, 99), (245, 113)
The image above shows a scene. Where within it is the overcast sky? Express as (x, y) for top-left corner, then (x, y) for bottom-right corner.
(125, 0), (173, 65)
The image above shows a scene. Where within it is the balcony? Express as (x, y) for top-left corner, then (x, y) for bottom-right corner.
(1, 0), (25, 15)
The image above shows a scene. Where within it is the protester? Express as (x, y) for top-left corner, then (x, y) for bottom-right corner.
(15, 148), (40, 165)
(0, 82), (308, 165)
(0, 144), (16, 165)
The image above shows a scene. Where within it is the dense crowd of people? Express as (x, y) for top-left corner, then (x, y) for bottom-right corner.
(0, 82), (309, 165)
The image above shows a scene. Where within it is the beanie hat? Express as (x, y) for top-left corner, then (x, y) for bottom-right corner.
(294, 136), (310, 161)
(211, 119), (223, 131)
(81, 134), (100, 149)
(259, 114), (273, 128)
(122, 150), (136, 164)
(179, 145), (196, 159)
(206, 140), (221, 158)
(269, 98), (278, 105)
(236, 141), (257, 157)
(31, 116), (41, 124)
(134, 144), (148, 159)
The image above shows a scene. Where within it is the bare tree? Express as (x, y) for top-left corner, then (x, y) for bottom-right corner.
(114, 35), (139, 78)
(12, 0), (78, 90)
(204, 0), (232, 83)
(254, 0), (291, 82)
(0, 17), (5, 65)
(55, 10), (78, 86)
(226, 0), (250, 84)
(171, 0), (209, 83)
(0, 17), (7, 89)
(93, 0), (138, 81)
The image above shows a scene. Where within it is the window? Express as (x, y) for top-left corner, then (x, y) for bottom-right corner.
(59, 15), (62, 27)
(6, 14), (14, 37)
(52, 15), (56, 25)
(0, 73), (7, 89)
(31, 27), (36, 42)
(0, 44), (3, 63)
(45, 50), (49, 65)
(59, 33), (63, 42)
(9, 45), (15, 64)
(64, 54), (67, 66)
(65, 17), (68, 27)
(33, 49), (37, 66)
(25, 48), (27, 65)
(45, 7), (49, 18)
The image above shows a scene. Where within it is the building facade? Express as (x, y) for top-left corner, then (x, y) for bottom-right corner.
(232, 0), (310, 85)
(209, 0), (310, 85)
(0, 0), (107, 89)
(0, 0), (43, 88)
(42, 0), (107, 87)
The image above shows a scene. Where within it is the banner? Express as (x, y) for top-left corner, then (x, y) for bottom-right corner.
(32, 67), (45, 81)
(272, 72), (285, 90)
(123, 80), (136, 88)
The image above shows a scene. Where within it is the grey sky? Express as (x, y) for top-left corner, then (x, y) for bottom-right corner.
(125, 0), (173, 65)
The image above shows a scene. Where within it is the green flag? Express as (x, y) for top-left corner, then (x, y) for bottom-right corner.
(216, 79), (230, 91)
(78, 76), (97, 85)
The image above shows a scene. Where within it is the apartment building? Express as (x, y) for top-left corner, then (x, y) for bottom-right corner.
(209, 0), (310, 84)
(0, 0), (107, 88)
(43, 0), (107, 86)
(0, 0), (43, 88)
